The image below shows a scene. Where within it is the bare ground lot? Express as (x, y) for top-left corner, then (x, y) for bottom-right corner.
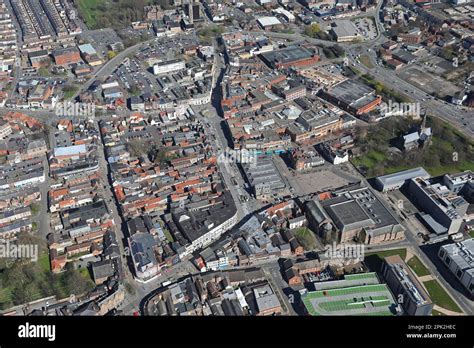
(398, 67), (461, 98)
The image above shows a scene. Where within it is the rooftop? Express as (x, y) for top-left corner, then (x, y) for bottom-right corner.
(331, 20), (359, 39)
(440, 238), (474, 271)
(302, 279), (397, 316)
(260, 46), (315, 67)
(384, 255), (432, 307)
(376, 167), (430, 189)
(257, 16), (282, 27)
(326, 79), (378, 110)
(320, 186), (403, 234)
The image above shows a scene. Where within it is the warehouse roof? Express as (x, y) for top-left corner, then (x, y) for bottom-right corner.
(257, 16), (282, 27)
(376, 167), (430, 190)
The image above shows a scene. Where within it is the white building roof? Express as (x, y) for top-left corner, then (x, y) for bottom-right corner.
(53, 144), (87, 157)
(403, 132), (420, 143)
(257, 16), (282, 27)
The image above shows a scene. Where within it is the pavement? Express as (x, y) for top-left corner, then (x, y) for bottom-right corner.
(347, 51), (474, 138)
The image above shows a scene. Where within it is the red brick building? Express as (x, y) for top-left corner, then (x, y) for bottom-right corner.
(53, 47), (82, 66)
(260, 46), (320, 70)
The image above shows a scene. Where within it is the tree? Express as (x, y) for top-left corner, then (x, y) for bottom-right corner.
(12, 283), (38, 305)
(355, 125), (368, 140)
(304, 24), (321, 38)
(128, 84), (141, 96)
(107, 51), (117, 59)
(323, 47), (335, 59)
(332, 45), (345, 57)
(373, 163), (385, 177)
(63, 269), (94, 296)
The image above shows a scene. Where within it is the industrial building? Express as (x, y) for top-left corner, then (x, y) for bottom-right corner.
(331, 20), (360, 42)
(319, 79), (382, 116)
(375, 167), (431, 192)
(28, 50), (50, 68)
(259, 46), (320, 69)
(286, 100), (345, 144)
(438, 238), (474, 297)
(382, 255), (433, 315)
(256, 16), (282, 30)
(52, 46), (81, 66)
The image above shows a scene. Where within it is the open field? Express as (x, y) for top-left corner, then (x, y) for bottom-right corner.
(399, 67), (462, 99)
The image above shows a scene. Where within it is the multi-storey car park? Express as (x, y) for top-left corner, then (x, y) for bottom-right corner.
(301, 273), (398, 316)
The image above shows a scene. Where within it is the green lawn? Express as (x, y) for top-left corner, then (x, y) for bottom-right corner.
(64, 86), (79, 99)
(76, 0), (99, 29)
(364, 248), (407, 274)
(0, 287), (12, 308)
(37, 67), (51, 77)
(294, 227), (318, 250)
(360, 55), (374, 69)
(365, 248), (407, 260)
(470, 230), (474, 238)
(352, 150), (387, 169)
(79, 267), (90, 279)
(431, 309), (445, 316)
(423, 280), (462, 313)
(38, 252), (51, 272)
(406, 255), (430, 277)
(0, 260), (95, 311)
(163, 228), (174, 243)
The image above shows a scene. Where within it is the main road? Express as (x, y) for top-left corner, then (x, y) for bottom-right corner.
(346, 50), (474, 138)
(246, 3), (473, 139)
(70, 37), (158, 100)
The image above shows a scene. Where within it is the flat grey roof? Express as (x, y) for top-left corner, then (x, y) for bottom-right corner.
(260, 46), (314, 66)
(332, 20), (358, 38)
(328, 79), (376, 106)
(325, 200), (373, 232)
(441, 238), (474, 271)
(376, 167), (430, 189)
(419, 213), (448, 235)
(321, 186), (403, 233)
